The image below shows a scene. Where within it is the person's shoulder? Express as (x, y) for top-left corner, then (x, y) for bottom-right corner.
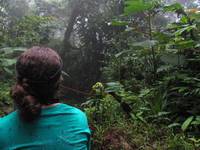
(59, 103), (89, 126)
(0, 111), (18, 126)
(60, 103), (86, 116)
(0, 111), (18, 136)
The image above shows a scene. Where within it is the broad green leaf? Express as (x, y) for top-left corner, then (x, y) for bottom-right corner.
(125, 27), (134, 32)
(165, 48), (179, 54)
(174, 24), (196, 36)
(167, 23), (180, 30)
(136, 112), (147, 124)
(124, 0), (153, 15)
(131, 40), (158, 48)
(180, 16), (189, 24)
(195, 43), (200, 48)
(111, 21), (128, 26)
(191, 116), (200, 125)
(62, 71), (70, 77)
(191, 120), (200, 125)
(157, 65), (172, 73)
(189, 12), (200, 20)
(1, 58), (16, 67)
(175, 40), (195, 49)
(188, 138), (200, 143)
(0, 47), (26, 55)
(105, 82), (123, 93)
(115, 50), (133, 58)
(164, 3), (183, 12)
(154, 32), (171, 43)
(181, 116), (194, 132)
(139, 88), (151, 98)
(3, 67), (13, 75)
(157, 112), (170, 117)
(168, 123), (181, 128)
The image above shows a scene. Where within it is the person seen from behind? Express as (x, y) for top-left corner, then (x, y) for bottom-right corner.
(0, 46), (91, 150)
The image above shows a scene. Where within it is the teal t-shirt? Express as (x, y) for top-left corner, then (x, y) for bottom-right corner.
(0, 103), (91, 150)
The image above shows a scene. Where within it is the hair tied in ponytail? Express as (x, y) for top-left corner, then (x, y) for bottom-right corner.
(11, 83), (41, 122)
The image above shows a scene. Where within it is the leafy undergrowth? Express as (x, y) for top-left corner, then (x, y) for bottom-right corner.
(0, 81), (13, 117)
(0, 81), (197, 149)
(83, 82), (198, 150)
(91, 121), (194, 150)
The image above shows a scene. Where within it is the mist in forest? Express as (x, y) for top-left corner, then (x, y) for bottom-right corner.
(0, 0), (200, 95)
(2, 0), (200, 149)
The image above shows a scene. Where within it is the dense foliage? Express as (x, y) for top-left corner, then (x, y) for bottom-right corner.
(83, 0), (200, 149)
(1, 0), (200, 149)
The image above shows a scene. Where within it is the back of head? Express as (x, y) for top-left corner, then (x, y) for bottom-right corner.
(11, 46), (62, 122)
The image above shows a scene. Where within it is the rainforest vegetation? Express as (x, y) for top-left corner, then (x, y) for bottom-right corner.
(1, 0), (200, 149)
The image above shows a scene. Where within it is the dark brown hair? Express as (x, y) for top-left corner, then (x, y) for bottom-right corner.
(11, 46), (62, 122)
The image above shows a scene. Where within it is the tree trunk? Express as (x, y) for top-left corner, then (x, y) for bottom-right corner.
(61, 4), (81, 59)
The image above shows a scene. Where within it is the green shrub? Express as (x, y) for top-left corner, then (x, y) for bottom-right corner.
(0, 82), (13, 116)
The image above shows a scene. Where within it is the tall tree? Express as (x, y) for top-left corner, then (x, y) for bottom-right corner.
(61, 0), (124, 92)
